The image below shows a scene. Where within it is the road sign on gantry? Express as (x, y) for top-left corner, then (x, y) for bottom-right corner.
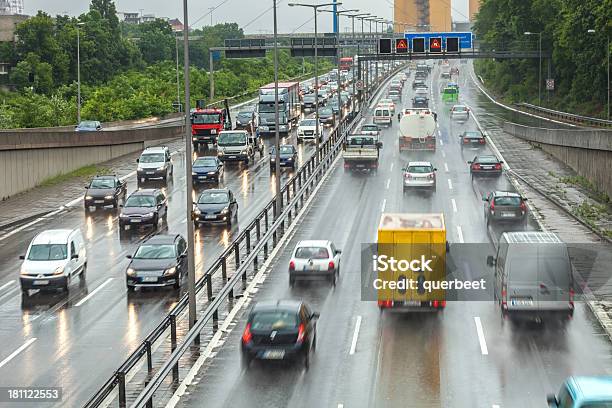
(395, 38), (408, 54)
(446, 37), (459, 53)
(412, 37), (425, 53)
(429, 37), (442, 53)
(378, 38), (392, 54)
(405, 32), (474, 50)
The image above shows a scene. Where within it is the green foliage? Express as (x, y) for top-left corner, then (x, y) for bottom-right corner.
(473, 0), (611, 117)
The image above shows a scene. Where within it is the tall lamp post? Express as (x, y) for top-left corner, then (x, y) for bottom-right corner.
(76, 22), (84, 124)
(524, 31), (542, 105)
(175, 33), (181, 111)
(346, 13), (370, 105)
(272, 0), (282, 216)
(182, 0), (197, 331)
(587, 29), (610, 120)
(288, 2), (341, 166)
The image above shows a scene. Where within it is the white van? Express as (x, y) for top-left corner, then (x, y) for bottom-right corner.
(373, 107), (392, 127)
(19, 229), (87, 294)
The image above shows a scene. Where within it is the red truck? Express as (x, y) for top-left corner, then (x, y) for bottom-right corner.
(339, 57), (353, 71)
(191, 99), (232, 151)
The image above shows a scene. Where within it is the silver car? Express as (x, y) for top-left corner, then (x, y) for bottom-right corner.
(288, 240), (342, 286)
(402, 161), (437, 192)
(450, 104), (470, 121)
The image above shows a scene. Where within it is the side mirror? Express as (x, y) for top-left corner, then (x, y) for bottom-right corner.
(136, 159), (139, 163)
(376, 142), (383, 149)
(523, 197), (528, 201)
(119, 204), (123, 208)
(486, 255), (496, 267)
(126, 255), (132, 259)
(85, 186), (89, 189)
(499, 160), (504, 164)
(433, 168), (437, 171)
(335, 249), (342, 255)
(311, 312), (320, 319)
(482, 195), (489, 201)
(546, 394), (558, 407)
(467, 161), (473, 164)
(71, 253), (79, 260)
(180, 253), (187, 258)
(19, 255), (25, 260)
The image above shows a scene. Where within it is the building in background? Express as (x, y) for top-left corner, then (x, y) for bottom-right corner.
(0, 0), (24, 15)
(168, 19), (184, 32)
(394, 0), (451, 33)
(469, 0), (480, 21)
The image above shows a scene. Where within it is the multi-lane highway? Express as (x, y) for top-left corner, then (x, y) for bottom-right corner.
(168, 62), (612, 408)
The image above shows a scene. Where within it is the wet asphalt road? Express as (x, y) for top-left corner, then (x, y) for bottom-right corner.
(0, 88), (340, 406)
(173, 63), (612, 408)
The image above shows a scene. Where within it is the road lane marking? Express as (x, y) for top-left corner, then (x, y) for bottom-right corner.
(438, 129), (442, 137)
(447, 179), (453, 190)
(457, 226), (464, 243)
(381, 199), (386, 212)
(439, 139), (444, 146)
(0, 338), (37, 369)
(474, 317), (489, 355)
(349, 316), (362, 355)
(451, 199), (457, 213)
(390, 162), (394, 171)
(0, 280), (15, 292)
(441, 151), (446, 158)
(338, 404), (344, 408)
(444, 163), (449, 172)
(385, 179), (390, 189)
(75, 278), (114, 307)
(492, 405), (501, 408)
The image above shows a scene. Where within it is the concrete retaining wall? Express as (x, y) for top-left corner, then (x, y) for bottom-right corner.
(0, 126), (183, 200)
(503, 122), (612, 198)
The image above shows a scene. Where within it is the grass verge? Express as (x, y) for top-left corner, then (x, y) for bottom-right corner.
(39, 165), (110, 187)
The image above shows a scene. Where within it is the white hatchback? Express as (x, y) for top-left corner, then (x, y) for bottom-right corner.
(288, 240), (342, 286)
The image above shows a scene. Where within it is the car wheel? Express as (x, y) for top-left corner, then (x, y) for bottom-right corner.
(62, 276), (70, 292)
(80, 263), (87, 280)
(113, 199), (118, 209)
(173, 277), (180, 290)
(312, 333), (317, 352)
(21, 287), (29, 296)
(329, 273), (336, 286)
(303, 351), (310, 370)
(289, 275), (295, 287)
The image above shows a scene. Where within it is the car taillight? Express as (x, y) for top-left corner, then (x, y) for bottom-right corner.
(490, 200), (495, 212)
(289, 261), (295, 271)
(520, 201), (527, 213)
(440, 300), (446, 308)
(463, 138), (470, 144)
(501, 286), (508, 310)
(296, 323), (306, 343)
(569, 288), (575, 308)
(378, 300), (393, 308)
(328, 261), (335, 271)
(405, 173), (412, 179)
(479, 139), (485, 144)
(242, 323), (252, 344)
(495, 163), (502, 170)
(432, 300), (439, 308)
(428, 173), (435, 180)
(472, 163), (481, 170)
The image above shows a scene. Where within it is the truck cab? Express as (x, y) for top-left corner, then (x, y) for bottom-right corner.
(216, 130), (256, 166)
(191, 102), (231, 150)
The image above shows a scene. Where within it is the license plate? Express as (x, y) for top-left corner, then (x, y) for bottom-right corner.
(511, 298), (533, 306)
(142, 277), (158, 283)
(502, 212), (515, 217)
(131, 219), (142, 223)
(228, 156), (236, 159)
(33, 280), (49, 285)
(95, 200), (105, 204)
(482, 166), (493, 170)
(146, 171), (154, 175)
(205, 215), (217, 220)
(262, 350), (285, 359)
(198, 176), (207, 180)
(403, 300), (421, 306)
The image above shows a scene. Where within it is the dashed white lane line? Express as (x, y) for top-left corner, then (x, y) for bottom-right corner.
(441, 151), (446, 158)
(75, 278), (114, 307)
(0, 280), (15, 292)
(492, 405), (501, 408)
(439, 139), (444, 146)
(0, 338), (37, 369)
(437, 129), (442, 137)
(385, 178), (390, 189)
(457, 225), (464, 243)
(390, 162), (394, 171)
(349, 315), (362, 355)
(381, 199), (387, 213)
(447, 179), (453, 190)
(444, 163), (449, 172)
(474, 317), (489, 355)
(338, 404), (344, 408)
(451, 198), (458, 213)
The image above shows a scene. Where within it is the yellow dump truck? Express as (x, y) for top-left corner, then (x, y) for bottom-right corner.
(376, 213), (447, 311)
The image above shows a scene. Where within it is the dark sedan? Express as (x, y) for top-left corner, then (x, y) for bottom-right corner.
(192, 188), (238, 227)
(241, 300), (319, 368)
(84, 175), (126, 209)
(460, 130), (486, 147)
(329, 99), (341, 115)
(302, 95), (317, 110)
(318, 107), (335, 126)
(235, 110), (254, 130)
(270, 145), (298, 171)
(412, 96), (429, 108)
(483, 191), (528, 224)
(468, 155), (503, 177)
(75, 120), (102, 132)
(192, 156), (223, 184)
(126, 234), (188, 291)
(118, 189), (167, 230)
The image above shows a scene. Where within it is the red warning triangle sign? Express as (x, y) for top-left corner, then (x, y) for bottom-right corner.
(397, 39), (407, 49)
(432, 40), (439, 48)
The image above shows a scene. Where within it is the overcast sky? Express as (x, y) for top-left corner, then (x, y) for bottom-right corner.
(24, 0), (470, 33)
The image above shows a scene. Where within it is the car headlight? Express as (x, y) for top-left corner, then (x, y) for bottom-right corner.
(210, 129), (217, 134)
(127, 268), (136, 277)
(145, 212), (155, 218)
(163, 267), (177, 276)
(20, 265), (28, 275)
(192, 172), (197, 176)
(240, 149), (247, 154)
(104, 195), (113, 199)
(279, 125), (287, 131)
(221, 207), (229, 214)
(53, 266), (64, 275)
(217, 150), (224, 156)
(137, 167), (143, 172)
(193, 208), (201, 215)
(207, 171), (216, 175)
(192, 137), (197, 141)
(85, 195), (93, 200)
(157, 166), (165, 171)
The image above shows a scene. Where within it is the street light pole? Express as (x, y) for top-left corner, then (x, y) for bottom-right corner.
(289, 2), (340, 166)
(183, 0), (197, 331)
(273, 0), (281, 216)
(175, 34), (181, 111)
(76, 22), (84, 124)
(589, 29), (610, 120)
(524, 31), (542, 105)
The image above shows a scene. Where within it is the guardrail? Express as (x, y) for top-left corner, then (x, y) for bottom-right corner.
(84, 64), (402, 408)
(515, 103), (612, 128)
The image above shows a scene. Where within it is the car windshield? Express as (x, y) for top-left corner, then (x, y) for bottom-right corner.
(194, 158), (217, 167)
(444, 88), (457, 94)
(192, 113), (221, 124)
(295, 246), (329, 259)
(300, 119), (316, 126)
(125, 195), (156, 207)
(580, 403), (612, 408)
(134, 244), (176, 259)
(139, 153), (165, 163)
(27, 244), (68, 261)
(237, 112), (252, 119)
(349, 137), (375, 146)
(375, 110), (390, 116)
(380, 99), (392, 104)
(362, 125), (378, 132)
(477, 156), (498, 164)
(465, 132), (482, 138)
(407, 165), (433, 173)
(218, 133), (246, 146)
(251, 311), (298, 331)
(494, 196), (521, 206)
(319, 108), (332, 115)
(304, 96), (316, 102)
(198, 191), (229, 204)
(79, 121), (97, 128)
(89, 179), (115, 189)
(453, 106), (467, 111)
